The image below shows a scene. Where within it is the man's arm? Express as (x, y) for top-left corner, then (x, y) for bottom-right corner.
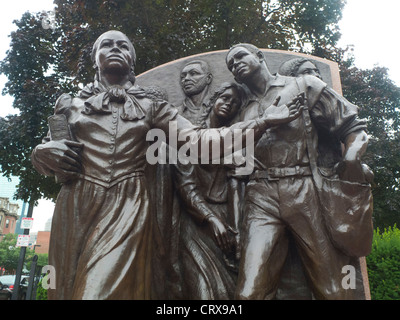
(337, 130), (370, 183)
(304, 75), (371, 184)
(154, 93), (304, 159)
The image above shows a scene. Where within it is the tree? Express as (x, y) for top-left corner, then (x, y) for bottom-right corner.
(35, 253), (48, 269)
(330, 47), (400, 229)
(0, 0), (345, 202)
(0, 234), (34, 274)
(0, 12), (68, 203)
(54, 0), (345, 83)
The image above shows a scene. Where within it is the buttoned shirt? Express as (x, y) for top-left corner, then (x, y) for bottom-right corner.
(239, 75), (366, 171)
(177, 97), (209, 127)
(58, 92), (178, 188)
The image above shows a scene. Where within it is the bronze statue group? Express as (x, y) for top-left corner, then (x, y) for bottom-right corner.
(31, 31), (373, 300)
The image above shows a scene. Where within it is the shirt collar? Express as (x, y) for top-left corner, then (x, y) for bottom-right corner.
(80, 81), (147, 120)
(181, 96), (209, 113)
(246, 75), (287, 102)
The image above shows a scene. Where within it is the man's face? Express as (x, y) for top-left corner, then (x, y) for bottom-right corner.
(213, 87), (241, 121)
(297, 61), (322, 80)
(226, 47), (261, 83)
(180, 63), (211, 96)
(95, 31), (134, 74)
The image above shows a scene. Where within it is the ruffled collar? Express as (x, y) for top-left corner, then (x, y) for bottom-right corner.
(79, 81), (147, 121)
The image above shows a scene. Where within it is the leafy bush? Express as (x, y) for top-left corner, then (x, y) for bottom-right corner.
(35, 279), (48, 300)
(367, 225), (400, 300)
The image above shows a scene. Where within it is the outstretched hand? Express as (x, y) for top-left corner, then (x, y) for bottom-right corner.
(262, 92), (305, 126)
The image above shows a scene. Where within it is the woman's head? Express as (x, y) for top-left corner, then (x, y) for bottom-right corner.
(91, 30), (136, 82)
(209, 82), (246, 122)
(279, 57), (322, 80)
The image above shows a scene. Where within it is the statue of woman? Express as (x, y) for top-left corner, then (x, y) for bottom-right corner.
(31, 30), (303, 300)
(172, 82), (245, 299)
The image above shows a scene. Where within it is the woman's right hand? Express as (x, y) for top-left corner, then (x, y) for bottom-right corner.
(206, 215), (233, 254)
(34, 139), (83, 180)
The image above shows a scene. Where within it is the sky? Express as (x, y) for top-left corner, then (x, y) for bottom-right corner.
(338, 0), (400, 85)
(0, 0), (400, 232)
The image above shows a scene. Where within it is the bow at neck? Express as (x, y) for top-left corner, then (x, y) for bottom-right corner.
(79, 81), (147, 121)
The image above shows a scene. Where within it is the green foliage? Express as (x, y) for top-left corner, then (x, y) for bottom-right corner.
(35, 253), (48, 268)
(0, 234), (20, 272)
(35, 279), (48, 300)
(54, 0), (345, 83)
(0, 234), (34, 273)
(0, 11), (67, 202)
(367, 226), (400, 300)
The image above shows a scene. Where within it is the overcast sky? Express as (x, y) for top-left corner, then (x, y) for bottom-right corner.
(1, 0), (399, 231)
(338, 0), (400, 85)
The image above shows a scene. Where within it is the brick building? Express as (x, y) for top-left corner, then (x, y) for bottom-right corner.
(34, 231), (51, 254)
(0, 197), (19, 239)
(0, 175), (28, 235)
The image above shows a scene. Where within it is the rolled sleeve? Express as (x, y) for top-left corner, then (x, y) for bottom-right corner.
(310, 87), (367, 142)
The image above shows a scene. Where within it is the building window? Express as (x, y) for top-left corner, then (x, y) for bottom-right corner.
(5, 219), (9, 228)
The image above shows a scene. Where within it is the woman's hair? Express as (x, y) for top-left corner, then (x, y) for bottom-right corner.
(279, 57), (314, 77)
(91, 30), (137, 83)
(198, 82), (247, 127)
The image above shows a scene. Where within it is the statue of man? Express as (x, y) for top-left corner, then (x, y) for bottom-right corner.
(178, 60), (213, 125)
(226, 43), (372, 300)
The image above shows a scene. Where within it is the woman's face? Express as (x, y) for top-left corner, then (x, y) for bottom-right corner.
(297, 61), (322, 79)
(213, 87), (241, 121)
(95, 31), (134, 75)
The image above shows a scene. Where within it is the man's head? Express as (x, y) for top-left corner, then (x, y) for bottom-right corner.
(226, 43), (266, 83)
(180, 60), (213, 97)
(279, 58), (322, 80)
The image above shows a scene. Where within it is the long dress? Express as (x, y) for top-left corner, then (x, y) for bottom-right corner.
(173, 161), (237, 299)
(31, 81), (267, 300)
(32, 82), (180, 299)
